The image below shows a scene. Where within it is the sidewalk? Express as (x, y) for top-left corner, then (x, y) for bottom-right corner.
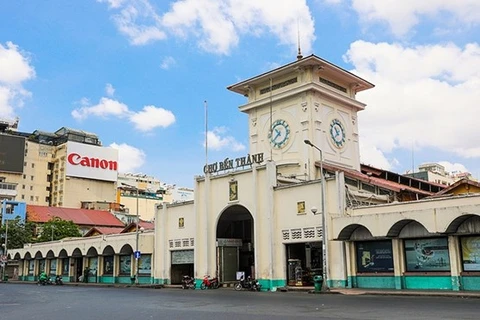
(285, 286), (480, 299)
(2, 280), (164, 289)
(4, 280), (480, 298)
(329, 287), (480, 298)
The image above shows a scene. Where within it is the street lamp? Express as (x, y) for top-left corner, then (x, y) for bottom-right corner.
(1, 218), (9, 282)
(121, 183), (140, 285)
(304, 139), (329, 291)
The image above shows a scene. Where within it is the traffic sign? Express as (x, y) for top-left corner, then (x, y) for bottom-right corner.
(0, 255), (7, 263)
(134, 251), (141, 259)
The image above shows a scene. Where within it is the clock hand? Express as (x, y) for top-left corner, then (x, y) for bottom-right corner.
(274, 130), (281, 141)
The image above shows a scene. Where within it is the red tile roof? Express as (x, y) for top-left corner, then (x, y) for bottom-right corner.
(320, 162), (436, 196)
(83, 227), (125, 237)
(27, 205), (125, 227)
(434, 178), (480, 196)
(121, 221), (155, 233)
(139, 220), (155, 230)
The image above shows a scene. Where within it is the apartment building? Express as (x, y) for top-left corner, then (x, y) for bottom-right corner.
(0, 121), (118, 208)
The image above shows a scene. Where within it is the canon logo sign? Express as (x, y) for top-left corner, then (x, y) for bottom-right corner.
(65, 142), (119, 182)
(67, 153), (118, 171)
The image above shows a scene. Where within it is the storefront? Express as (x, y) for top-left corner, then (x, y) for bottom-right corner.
(335, 196), (480, 292)
(171, 250), (194, 284)
(353, 240), (395, 289)
(285, 242), (322, 286)
(10, 231), (155, 285)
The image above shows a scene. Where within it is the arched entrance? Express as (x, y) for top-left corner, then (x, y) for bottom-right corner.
(119, 244), (133, 279)
(58, 249), (69, 281)
(216, 205), (254, 283)
(86, 247), (99, 282)
(72, 248), (83, 282)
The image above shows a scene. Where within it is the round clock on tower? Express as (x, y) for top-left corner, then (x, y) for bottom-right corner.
(329, 118), (346, 148)
(268, 119), (290, 149)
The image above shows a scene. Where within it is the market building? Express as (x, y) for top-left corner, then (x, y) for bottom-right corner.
(152, 53), (480, 292)
(153, 53), (376, 289)
(8, 53), (480, 292)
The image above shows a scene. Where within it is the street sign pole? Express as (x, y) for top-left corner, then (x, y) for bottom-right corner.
(134, 250), (141, 284)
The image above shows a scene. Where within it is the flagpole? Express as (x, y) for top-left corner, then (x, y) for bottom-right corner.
(269, 78), (273, 161)
(204, 100), (208, 166)
(203, 100), (209, 275)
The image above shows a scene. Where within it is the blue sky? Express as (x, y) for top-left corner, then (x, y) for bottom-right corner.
(1, 0), (479, 188)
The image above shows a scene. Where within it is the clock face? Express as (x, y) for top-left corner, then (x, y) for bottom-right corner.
(268, 119), (290, 149)
(329, 119), (346, 148)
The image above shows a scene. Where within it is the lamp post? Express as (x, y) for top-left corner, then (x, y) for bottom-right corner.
(304, 139), (328, 291)
(121, 183), (140, 285)
(1, 220), (7, 282)
(135, 188), (139, 285)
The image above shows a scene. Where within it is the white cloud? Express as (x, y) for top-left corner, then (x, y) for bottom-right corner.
(99, 0), (166, 45)
(359, 139), (394, 170)
(129, 105), (176, 132)
(438, 161), (469, 175)
(206, 126), (245, 152)
(348, 0), (480, 37)
(110, 142), (146, 172)
(322, 0), (342, 4)
(160, 56), (176, 70)
(344, 41), (480, 170)
(98, 0), (315, 55)
(72, 96), (176, 133)
(0, 87), (14, 120)
(0, 42), (36, 85)
(0, 42), (35, 120)
(105, 83), (115, 96)
(97, 0), (125, 9)
(71, 97), (130, 120)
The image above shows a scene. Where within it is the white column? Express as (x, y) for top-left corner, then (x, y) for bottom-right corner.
(266, 160), (276, 290)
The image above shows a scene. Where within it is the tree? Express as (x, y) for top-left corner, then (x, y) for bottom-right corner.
(0, 217), (35, 250)
(36, 217), (82, 242)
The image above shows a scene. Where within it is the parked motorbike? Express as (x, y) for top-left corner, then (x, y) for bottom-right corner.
(200, 275), (220, 290)
(55, 275), (63, 285)
(234, 275), (261, 292)
(181, 275), (195, 289)
(37, 272), (53, 286)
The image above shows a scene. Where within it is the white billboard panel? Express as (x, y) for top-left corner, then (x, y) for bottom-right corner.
(65, 142), (118, 182)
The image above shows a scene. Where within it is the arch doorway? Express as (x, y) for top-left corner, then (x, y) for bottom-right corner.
(216, 205), (254, 283)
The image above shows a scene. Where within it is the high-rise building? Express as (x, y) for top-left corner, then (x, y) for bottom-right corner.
(0, 120), (118, 208)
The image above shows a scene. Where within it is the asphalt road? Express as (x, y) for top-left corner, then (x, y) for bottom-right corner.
(0, 284), (479, 320)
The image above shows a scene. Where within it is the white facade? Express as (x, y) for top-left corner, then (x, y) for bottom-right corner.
(9, 54), (480, 293)
(153, 55), (374, 289)
(117, 173), (162, 192)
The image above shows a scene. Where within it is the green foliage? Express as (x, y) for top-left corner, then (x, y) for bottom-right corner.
(36, 217), (82, 242)
(0, 217), (34, 250)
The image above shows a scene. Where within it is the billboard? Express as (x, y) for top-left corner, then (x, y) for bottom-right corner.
(65, 141), (118, 182)
(356, 240), (394, 273)
(0, 134), (25, 173)
(461, 236), (480, 271)
(404, 238), (450, 271)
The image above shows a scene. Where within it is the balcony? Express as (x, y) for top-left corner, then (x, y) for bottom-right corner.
(0, 182), (18, 198)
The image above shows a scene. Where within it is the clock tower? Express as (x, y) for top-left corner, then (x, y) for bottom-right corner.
(227, 54), (374, 180)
